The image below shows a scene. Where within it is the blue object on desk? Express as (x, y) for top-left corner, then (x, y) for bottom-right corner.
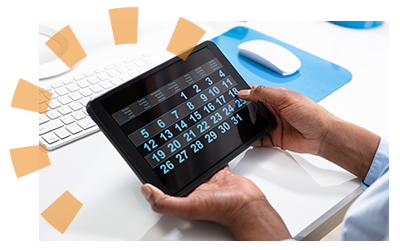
(211, 26), (353, 103)
(330, 21), (384, 29)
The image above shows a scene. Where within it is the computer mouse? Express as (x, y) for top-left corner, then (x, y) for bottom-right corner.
(238, 40), (301, 76)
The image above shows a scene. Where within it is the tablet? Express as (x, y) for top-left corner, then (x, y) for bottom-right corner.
(87, 41), (276, 197)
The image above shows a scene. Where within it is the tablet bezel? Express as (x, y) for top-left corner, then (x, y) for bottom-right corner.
(87, 41), (276, 197)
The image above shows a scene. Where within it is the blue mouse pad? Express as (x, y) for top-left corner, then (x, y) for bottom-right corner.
(210, 26), (352, 103)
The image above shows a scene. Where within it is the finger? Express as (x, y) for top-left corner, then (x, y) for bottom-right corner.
(252, 134), (273, 147)
(238, 85), (291, 107)
(252, 141), (262, 147)
(249, 84), (258, 90)
(207, 164), (232, 182)
(140, 184), (200, 219)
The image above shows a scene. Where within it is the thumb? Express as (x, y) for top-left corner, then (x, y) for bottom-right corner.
(140, 184), (197, 217)
(238, 85), (291, 107)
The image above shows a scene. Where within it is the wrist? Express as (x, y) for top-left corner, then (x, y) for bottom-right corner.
(318, 117), (380, 180)
(225, 199), (291, 241)
(318, 115), (343, 159)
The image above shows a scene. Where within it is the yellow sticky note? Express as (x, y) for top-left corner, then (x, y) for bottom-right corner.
(11, 79), (52, 114)
(41, 191), (83, 234)
(10, 145), (51, 178)
(46, 25), (87, 69)
(166, 17), (206, 61)
(109, 7), (139, 45)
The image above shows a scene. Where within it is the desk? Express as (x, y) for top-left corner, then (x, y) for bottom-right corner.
(39, 21), (389, 240)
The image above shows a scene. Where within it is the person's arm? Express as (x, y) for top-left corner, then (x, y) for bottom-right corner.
(140, 85), (381, 240)
(238, 85), (381, 180)
(140, 165), (292, 240)
(319, 118), (380, 180)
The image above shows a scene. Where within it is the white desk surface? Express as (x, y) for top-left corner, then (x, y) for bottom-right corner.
(39, 21), (389, 240)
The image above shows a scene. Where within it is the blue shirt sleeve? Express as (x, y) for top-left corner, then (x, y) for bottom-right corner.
(362, 137), (389, 190)
(341, 137), (389, 241)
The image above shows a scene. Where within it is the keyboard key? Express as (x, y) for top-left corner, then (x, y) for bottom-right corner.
(39, 114), (50, 125)
(39, 93), (49, 104)
(58, 96), (72, 105)
(66, 83), (80, 92)
(42, 85), (53, 92)
(100, 81), (114, 89)
(120, 73), (133, 82)
(130, 70), (140, 77)
(110, 78), (123, 86)
(48, 91), (59, 99)
(72, 110), (86, 121)
(116, 66), (129, 74)
(55, 87), (70, 96)
(66, 123), (82, 135)
(76, 79), (90, 88)
(54, 127), (71, 139)
(97, 72), (110, 81)
(60, 114), (75, 125)
(84, 70), (95, 77)
(62, 78), (74, 85)
(90, 85), (103, 93)
(69, 92), (83, 101)
(39, 119), (63, 135)
(48, 99), (61, 109)
(79, 97), (91, 107)
(144, 56), (159, 64)
(51, 82), (64, 89)
(77, 117), (96, 130)
(87, 76), (100, 84)
(106, 69), (120, 78)
(69, 102), (83, 111)
(135, 59), (147, 67)
(58, 106), (73, 115)
(42, 132), (59, 144)
(80, 88), (93, 97)
(126, 62), (139, 71)
(47, 110), (61, 120)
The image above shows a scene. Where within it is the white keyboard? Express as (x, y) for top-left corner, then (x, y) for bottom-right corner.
(39, 50), (160, 150)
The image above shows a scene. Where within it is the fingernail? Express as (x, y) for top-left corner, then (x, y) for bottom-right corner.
(140, 185), (152, 200)
(238, 89), (251, 97)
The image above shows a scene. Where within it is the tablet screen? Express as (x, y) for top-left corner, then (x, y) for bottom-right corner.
(100, 47), (271, 194)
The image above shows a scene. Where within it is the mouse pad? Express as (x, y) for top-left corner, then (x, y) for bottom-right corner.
(210, 26), (352, 103)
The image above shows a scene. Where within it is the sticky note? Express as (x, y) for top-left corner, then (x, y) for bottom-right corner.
(41, 191), (83, 234)
(10, 144), (51, 178)
(11, 79), (52, 114)
(109, 7), (139, 45)
(45, 25), (87, 69)
(166, 17), (206, 60)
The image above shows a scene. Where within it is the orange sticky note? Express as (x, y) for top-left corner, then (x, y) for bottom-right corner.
(11, 79), (52, 114)
(10, 145), (51, 178)
(166, 17), (206, 61)
(41, 191), (83, 234)
(46, 25), (87, 69)
(109, 7), (139, 45)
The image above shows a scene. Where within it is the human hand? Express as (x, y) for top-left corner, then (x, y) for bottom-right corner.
(140, 165), (291, 240)
(238, 85), (335, 155)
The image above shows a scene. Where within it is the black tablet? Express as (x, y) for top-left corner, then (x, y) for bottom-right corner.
(87, 41), (276, 197)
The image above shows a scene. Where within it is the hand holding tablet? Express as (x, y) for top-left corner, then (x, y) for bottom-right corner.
(87, 41), (276, 197)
